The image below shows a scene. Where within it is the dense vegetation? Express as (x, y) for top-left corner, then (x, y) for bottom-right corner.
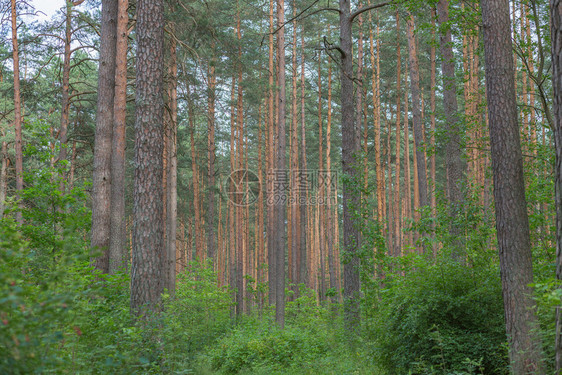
(1, 0), (561, 373)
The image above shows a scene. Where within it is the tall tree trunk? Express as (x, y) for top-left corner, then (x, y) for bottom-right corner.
(189, 91), (203, 263)
(326, 57), (338, 300)
(235, 5), (245, 315)
(58, 1), (73, 178)
(0, 130), (7, 219)
(267, 0), (276, 307)
(550, 0), (562, 370)
(165, 29), (177, 292)
(317, 51), (326, 300)
(404, 79), (412, 249)
(430, 8), (437, 232)
(436, 0), (467, 256)
(290, 2), (300, 295)
(339, 0), (360, 332)
(299, 29), (308, 287)
(10, 0), (24, 226)
(394, 11), (402, 257)
(92, 0), (118, 272)
(130, 0), (165, 314)
(229, 76), (237, 315)
(109, 0), (129, 274)
(369, 8), (383, 222)
(207, 57), (217, 261)
(482, 0), (544, 371)
(406, 14), (428, 211)
(273, 0), (287, 327)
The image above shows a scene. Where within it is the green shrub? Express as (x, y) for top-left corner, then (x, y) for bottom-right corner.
(367, 256), (508, 375)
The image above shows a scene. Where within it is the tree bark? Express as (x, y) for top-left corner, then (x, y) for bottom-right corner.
(406, 13), (429, 211)
(273, 0), (287, 327)
(339, 0), (360, 332)
(130, 0), (165, 314)
(550, 0), (562, 370)
(0, 130), (7, 219)
(165, 28), (177, 292)
(91, 0), (118, 273)
(394, 11), (402, 257)
(109, 0), (129, 274)
(482, 0), (544, 371)
(10, 0), (24, 226)
(436, 0), (467, 256)
(207, 57), (216, 262)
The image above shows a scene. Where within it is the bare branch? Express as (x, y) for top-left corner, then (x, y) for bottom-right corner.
(349, 1), (391, 23)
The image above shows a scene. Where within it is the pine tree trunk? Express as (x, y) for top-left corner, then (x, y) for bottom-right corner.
(436, 0), (467, 257)
(58, 1), (73, 178)
(482, 0), (544, 371)
(130, 0), (165, 314)
(109, 0), (129, 274)
(290, 3), (300, 295)
(550, 0), (562, 370)
(207, 57), (217, 262)
(274, 0), (287, 327)
(394, 11), (402, 257)
(165, 31), (178, 292)
(406, 14), (429, 212)
(0, 130), (7, 219)
(10, 0), (24, 225)
(92, 0), (118, 272)
(339, 0), (361, 332)
(299, 30), (308, 287)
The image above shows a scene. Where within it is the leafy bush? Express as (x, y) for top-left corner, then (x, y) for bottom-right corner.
(367, 256), (508, 375)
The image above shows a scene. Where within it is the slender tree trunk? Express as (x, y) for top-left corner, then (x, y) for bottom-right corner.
(0, 130), (7, 219)
(430, 8), (437, 230)
(165, 29), (177, 292)
(290, 2), (300, 295)
(273, 0), (287, 327)
(58, 1), (73, 179)
(317, 51), (326, 300)
(109, 0), (129, 274)
(235, 5), (245, 315)
(92, 0), (118, 272)
(394, 11), (402, 257)
(404, 80), (412, 249)
(207, 57), (217, 261)
(189, 91), (203, 263)
(229, 76), (237, 315)
(369, 8), (383, 222)
(10, 0), (24, 225)
(339, 0), (360, 332)
(130, 0), (165, 314)
(257, 102), (265, 309)
(267, 0), (276, 307)
(406, 14), (428, 211)
(326, 57), (337, 300)
(482, 0), (544, 371)
(550, 0), (562, 370)
(299, 29), (308, 287)
(436, 0), (467, 256)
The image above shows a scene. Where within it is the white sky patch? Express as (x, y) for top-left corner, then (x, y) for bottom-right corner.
(31, 0), (65, 21)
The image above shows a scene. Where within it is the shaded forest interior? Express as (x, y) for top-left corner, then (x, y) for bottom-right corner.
(2, 0), (562, 373)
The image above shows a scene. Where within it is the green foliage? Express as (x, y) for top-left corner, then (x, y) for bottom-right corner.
(202, 297), (383, 375)
(160, 261), (234, 371)
(366, 255), (508, 375)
